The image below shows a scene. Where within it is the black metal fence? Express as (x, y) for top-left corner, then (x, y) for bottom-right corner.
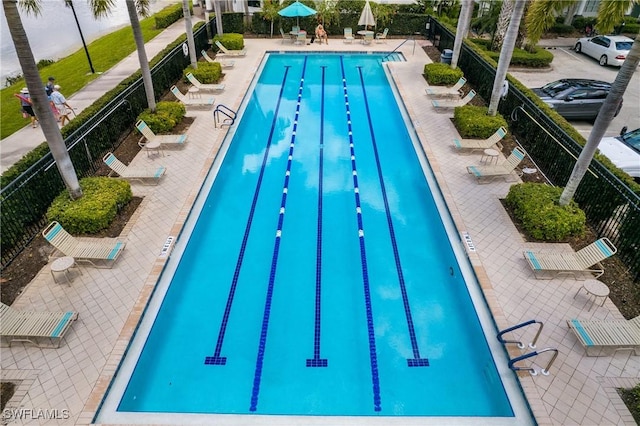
(428, 18), (640, 281)
(0, 25), (210, 269)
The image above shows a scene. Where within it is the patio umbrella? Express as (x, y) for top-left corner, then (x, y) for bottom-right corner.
(278, 1), (317, 28)
(358, 0), (376, 30)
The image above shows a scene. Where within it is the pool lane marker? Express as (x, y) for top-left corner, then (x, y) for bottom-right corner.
(356, 67), (429, 368)
(340, 57), (382, 412)
(204, 66), (292, 367)
(249, 57), (309, 412)
(307, 65), (329, 369)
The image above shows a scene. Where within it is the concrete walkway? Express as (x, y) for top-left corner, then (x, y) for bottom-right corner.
(1, 31), (638, 426)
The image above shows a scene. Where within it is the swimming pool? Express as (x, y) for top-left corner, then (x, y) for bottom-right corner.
(97, 53), (533, 424)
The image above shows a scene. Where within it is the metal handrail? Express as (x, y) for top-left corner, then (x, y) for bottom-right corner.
(213, 104), (236, 128)
(382, 39), (410, 61)
(508, 348), (559, 376)
(497, 320), (543, 349)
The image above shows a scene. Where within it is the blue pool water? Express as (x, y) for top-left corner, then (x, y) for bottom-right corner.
(103, 53), (522, 420)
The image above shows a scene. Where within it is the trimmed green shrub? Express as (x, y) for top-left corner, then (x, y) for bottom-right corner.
(453, 105), (508, 139)
(47, 177), (132, 234)
(213, 33), (245, 51)
(469, 38), (553, 67)
(423, 63), (464, 85)
(155, 3), (187, 29)
(505, 183), (586, 241)
(137, 101), (186, 134)
(183, 62), (223, 84)
(549, 23), (575, 34)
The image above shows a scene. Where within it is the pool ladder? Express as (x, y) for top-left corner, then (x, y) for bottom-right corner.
(214, 104), (236, 128)
(497, 320), (558, 376)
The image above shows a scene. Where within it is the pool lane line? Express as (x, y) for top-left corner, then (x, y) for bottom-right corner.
(340, 56), (382, 412)
(307, 65), (328, 369)
(356, 68), (429, 368)
(249, 57), (309, 412)
(204, 66), (292, 367)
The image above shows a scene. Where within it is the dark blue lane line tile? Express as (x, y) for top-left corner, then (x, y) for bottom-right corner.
(356, 67), (429, 368)
(204, 66), (292, 367)
(250, 57), (309, 413)
(340, 58), (381, 412)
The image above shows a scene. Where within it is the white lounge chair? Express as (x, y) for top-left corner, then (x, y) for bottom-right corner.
(453, 126), (507, 154)
(343, 27), (354, 43)
(567, 316), (640, 356)
(375, 28), (389, 43)
(170, 85), (215, 109)
(185, 72), (225, 93)
(214, 40), (247, 57)
(523, 237), (618, 279)
(103, 152), (166, 185)
(200, 49), (234, 68)
(425, 77), (467, 98)
(42, 221), (126, 268)
(466, 146), (525, 183)
(432, 89), (476, 110)
(135, 120), (188, 149)
(0, 302), (78, 348)
(280, 28), (294, 44)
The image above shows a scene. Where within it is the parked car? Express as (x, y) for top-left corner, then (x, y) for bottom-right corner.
(574, 35), (633, 67)
(598, 127), (640, 179)
(532, 79), (622, 121)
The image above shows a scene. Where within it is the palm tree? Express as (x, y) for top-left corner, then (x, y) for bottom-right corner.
(525, 0), (573, 47)
(183, 0), (197, 68)
(127, 0), (156, 112)
(492, 0), (514, 51)
(451, 0), (473, 69)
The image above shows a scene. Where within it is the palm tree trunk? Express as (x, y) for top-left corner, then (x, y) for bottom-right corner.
(127, 0), (156, 112)
(488, 0), (526, 115)
(213, 0), (223, 36)
(183, 0), (198, 68)
(3, 0), (82, 199)
(492, 0), (514, 51)
(559, 35), (640, 205)
(451, 0), (473, 69)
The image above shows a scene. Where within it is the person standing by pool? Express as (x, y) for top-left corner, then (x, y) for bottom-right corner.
(14, 87), (38, 128)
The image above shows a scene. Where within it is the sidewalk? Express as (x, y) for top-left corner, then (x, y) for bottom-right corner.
(0, 17), (201, 174)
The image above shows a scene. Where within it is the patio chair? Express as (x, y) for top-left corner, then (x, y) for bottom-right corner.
(453, 126), (507, 154)
(425, 77), (467, 98)
(431, 89), (476, 110)
(0, 302), (78, 348)
(343, 27), (354, 43)
(185, 72), (225, 93)
(42, 221), (127, 268)
(280, 28), (294, 44)
(567, 316), (640, 356)
(170, 85), (215, 109)
(214, 40), (247, 57)
(200, 50), (235, 68)
(295, 32), (307, 45)
(466, 146), (525, 183)
(363, 32), (374, 45)
(375, 28), (389, 43)
(523, 237), (617, 279)
(103, 152), (166, 185)
(135, 120), (188, 149)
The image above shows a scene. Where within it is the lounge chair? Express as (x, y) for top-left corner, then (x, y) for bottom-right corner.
(200, 49), (235, 68)
(567, 316), (640, 356)
(103, 152), (166, 185)
(214, 40), (247, 57)
(375, 28), (389, 43)
(343, 27), (354, 43)
(0, 302), (78, 348)
(185, 72), (225, 93)
(280, 28), (294, 44)
(135, 120), (188, 149)
(170, 85), (215, 109)
(42, 221), (126, 268)
(425, 77), (467, 98)
(523, 237), (617, 279)
(431, 89), (476, 110)
(466, 146), (525, 183)
(453, 126), (507, 153)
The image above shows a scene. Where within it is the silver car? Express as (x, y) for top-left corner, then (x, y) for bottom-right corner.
(598, 127), (640, 179)
(574, 35), (633, 67)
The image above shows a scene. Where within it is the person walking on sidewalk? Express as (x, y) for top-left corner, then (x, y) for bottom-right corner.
(50, 85), (73, 126)
(14, 88), (38, 128)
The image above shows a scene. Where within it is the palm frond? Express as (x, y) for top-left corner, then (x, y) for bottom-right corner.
(596, 0), (633, 34)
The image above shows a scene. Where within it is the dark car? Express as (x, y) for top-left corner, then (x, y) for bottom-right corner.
(532, 79), (622, 121)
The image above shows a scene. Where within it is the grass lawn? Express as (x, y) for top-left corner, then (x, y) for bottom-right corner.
(1, 16), (162, 139)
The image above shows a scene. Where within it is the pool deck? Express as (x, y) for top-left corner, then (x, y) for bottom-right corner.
(2, 32), (639, 426)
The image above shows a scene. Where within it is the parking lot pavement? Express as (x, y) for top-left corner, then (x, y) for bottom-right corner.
(509, 44), (640, 138)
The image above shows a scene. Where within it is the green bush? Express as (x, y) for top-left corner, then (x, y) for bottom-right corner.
(213, 33), (245, 51)
(137, 101), (186, 133)
(423, 63), (464, 85)
(470, 38), (553, 67)
(155, 3), (187, 29)
(505, 183), (586, 241)
(453, 105), (508, 139)
(183, 62), (223, 84)
(549, 23), (575, 34)
(47, 177), (132, 234)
